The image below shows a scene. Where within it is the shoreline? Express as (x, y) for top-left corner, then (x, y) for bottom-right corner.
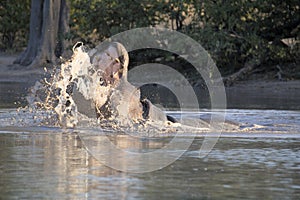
(225, 80), (300, 110)
(1, 54), (300, 110)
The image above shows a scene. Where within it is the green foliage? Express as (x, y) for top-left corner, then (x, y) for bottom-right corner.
(70, 0), (158, 46)
(0, 0), (30, 51)
(1, 0), (299, 74)
(187, 0), (299, 72)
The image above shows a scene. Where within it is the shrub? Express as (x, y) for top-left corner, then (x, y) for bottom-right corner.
(0, 0), (30, 51)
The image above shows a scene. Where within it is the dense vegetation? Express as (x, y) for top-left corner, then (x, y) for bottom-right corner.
(0, 0), (30, 51)
(1, 0), (299, 77)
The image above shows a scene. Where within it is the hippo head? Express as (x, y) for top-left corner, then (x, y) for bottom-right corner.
(89, 42), (129, 86)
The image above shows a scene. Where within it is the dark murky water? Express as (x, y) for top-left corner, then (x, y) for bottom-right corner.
(0, 82), (300, 199)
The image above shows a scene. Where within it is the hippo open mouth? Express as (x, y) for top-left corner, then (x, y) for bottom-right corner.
(55, 42), (180, 129)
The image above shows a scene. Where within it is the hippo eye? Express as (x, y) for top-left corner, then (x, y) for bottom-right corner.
(106, 52), (113, 60)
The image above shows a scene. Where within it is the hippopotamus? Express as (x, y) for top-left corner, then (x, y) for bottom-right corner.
(50, 41), (239, 132)
(63, 42), (177, 127)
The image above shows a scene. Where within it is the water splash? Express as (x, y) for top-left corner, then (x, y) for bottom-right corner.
(19, 42), (182, 133)
(6, 42), (239, 135)
(23, 43), (100, 128)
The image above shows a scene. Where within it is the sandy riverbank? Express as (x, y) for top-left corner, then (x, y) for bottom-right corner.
(0, 53), (44, 83)
(1, 53), (299, 110)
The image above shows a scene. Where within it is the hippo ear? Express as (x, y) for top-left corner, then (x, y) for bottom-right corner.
(118, 55), (125, 70)
(112, 58), (123, 78)
(117, 45), (128, 65)
(114, 42), (129, 74)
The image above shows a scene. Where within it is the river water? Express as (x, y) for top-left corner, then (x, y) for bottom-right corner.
(0, 82), (300, 199)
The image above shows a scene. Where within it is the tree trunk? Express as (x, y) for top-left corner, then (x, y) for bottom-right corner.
(14, 0), (69, 67)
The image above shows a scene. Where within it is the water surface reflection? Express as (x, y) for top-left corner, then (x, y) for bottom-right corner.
(0, 131), (299, 199)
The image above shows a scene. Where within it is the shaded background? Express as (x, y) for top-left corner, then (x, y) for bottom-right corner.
(0, 0), (299, 76)
(0, 0), (299, 109)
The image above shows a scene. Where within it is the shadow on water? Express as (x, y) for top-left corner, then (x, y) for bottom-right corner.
(0, 132), (299, 199)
